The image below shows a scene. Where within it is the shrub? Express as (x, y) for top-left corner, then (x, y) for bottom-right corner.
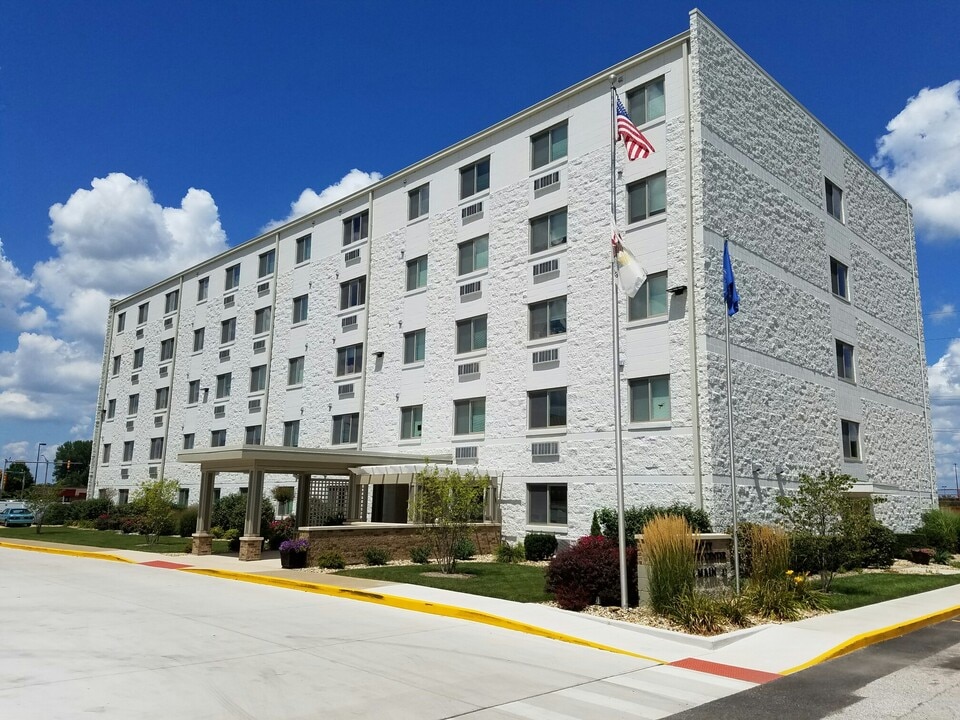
(859, 522), (896, 568)
(590, 512), (602, 537)
(222, 528), (240, 552)
(410, 546), (431, 564)
(93, 512), (116, 531)
(596, 503), (712, 542)
(789, 533), (847, 576)
(668, 591), (726, 634)
(495, 542), (525, 564)
(524, 533), (558, 561)
(211, 492), (275, 536)
(210, 525), (224, 539)
(452, 537), (475, 561)
(895, 532), (925, 559)
(713, 591), (751, 627)
(546, 535), (638, 611)
(69, 499), (113, 522)
(317, 551), (346, 570)
(918, 509), (960, 553)
(266, 516), (297, 549)
(363, 547), (390, 566)
(177, 506), (199, 538)
(642, 515), (695, 614)
(42, 503), (70, 525)
(934, 548), (953, 565)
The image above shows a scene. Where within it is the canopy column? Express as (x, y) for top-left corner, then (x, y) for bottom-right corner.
(191, 470), (217, 555)
(240, 470), (265, 561)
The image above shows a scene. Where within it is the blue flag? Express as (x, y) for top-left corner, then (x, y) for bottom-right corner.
(723, 239), (740, 316)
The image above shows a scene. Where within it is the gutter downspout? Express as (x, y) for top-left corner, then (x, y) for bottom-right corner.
(683, 39), (704, 510)
(88, 302), (118, 498)
(158, 275), (185, 482)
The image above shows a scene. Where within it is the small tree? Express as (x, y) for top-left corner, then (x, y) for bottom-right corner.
(776, 470), (853, 589)
(52, 440), (92, 488)
(4, 462), (34, 496)
(24, 484), (61, 533)
(132, 478), (179, 544)
(412, 465), (487, 573)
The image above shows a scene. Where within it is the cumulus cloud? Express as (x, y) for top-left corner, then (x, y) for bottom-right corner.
(32, 173), (229, 343)
(928, 339), (960, 490)
(0, 240), (47, 332)
(2, 440), (30, 459)
(873, 80), (960, 239)
(262, 169), (383, 231)
(0, 391), (55, 420)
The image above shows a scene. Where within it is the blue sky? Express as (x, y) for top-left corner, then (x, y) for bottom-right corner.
(1, 1), (959, 489)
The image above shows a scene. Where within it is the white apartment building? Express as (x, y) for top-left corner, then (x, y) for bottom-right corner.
(89, 10), (936, 539)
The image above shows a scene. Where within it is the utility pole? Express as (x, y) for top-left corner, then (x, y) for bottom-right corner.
(954, 463), (959, 500)
(35, 442), (46, 491)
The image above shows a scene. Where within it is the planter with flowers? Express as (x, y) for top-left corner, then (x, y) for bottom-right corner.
(279, 538), (309, 569)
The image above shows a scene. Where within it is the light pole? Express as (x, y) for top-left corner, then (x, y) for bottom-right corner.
(954, 463), (959, 500)
(35, 442), (46, 490)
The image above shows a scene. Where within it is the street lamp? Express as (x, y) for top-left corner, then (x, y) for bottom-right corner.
(35, 442), (46, 488)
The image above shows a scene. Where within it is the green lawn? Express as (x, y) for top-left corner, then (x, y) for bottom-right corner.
(824, 573), (960, 611)
(0, 525), (230, 554)
(337, 562), (553, 603)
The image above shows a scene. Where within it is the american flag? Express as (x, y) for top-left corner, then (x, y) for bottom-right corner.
(616, 97), (655, 160)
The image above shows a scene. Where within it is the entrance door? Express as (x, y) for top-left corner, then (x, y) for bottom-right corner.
(371, 485), (410, 523)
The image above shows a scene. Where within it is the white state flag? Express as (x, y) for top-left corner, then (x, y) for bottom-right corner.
(611, 222), (646, 298)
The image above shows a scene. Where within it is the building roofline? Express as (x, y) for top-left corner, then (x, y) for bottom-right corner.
(111, 28), (691, 309)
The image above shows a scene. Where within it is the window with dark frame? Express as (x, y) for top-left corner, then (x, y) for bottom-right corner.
(830, 257), (849, 299)
(527, 483), (567, 525)
(629, 375), (671, 422)
(628, 272), (668, 320)
(408, 184), (430, 220)
(627, 173), (667, 223)
(400, 405), (423, 439)
(224, 264), (241, 291)
(288, 356), (304, 386)
(406, 255), (428, 291)
(332, 413), (359, 445)
(292, 295), (309, 324)
(626, 77), (665, 125)
(528, 388), (567, 429)
(343, 211), (369, 245)
(529, 297), (567, 340)
(340, 277), (366, 310)
(836, 340), (855, 383)
(336, 344), (364, 376)
(453, 398), (485, 435)
(530, 208), (567, 254)
(403, 329), (426, 364)
(825, 179), (844, 222)
(295, 235), (312, 264)
(841, 419), (860, 460)
(456, 315), (487, 354)
(531, 122), (568, 170)
(258, 249), (276, 278)
(460, 158), (490, 199)
(458, 236), (489, 275)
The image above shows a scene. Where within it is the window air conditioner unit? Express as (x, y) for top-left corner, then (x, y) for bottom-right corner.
(533, 171), (560, 192)
(455, 446), (478, 463)
(531, 441), (560, 460)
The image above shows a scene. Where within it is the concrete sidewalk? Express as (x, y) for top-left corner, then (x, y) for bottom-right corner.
(2, 536), (959, 685)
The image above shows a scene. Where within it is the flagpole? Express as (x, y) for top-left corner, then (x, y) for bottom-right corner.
(723, 242), (741, 595)
(609, 78), (629, 611)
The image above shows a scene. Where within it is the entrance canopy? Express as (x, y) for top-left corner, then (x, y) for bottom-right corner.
(350, 464), (500, 485)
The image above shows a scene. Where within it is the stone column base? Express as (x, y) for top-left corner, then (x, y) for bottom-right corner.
(239, 537), (263, 561)
(192, 532), (214, 556)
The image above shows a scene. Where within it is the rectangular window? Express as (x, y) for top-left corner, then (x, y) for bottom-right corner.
(629, 375), (671, 422)
(225, 264), (241, 291)
(249, 365), (267, 393)
(529, 297), (567, 340)
(211, 429), (227, 447)
(343, 211), (369, 245)
(258, 249), (276, 278)
(283, 420), (300, 447)
(160, 338), (174, 362)
(406, 255), (428, 291)
(336, 344), (364, 376)
(456, 315), (488, 354)
(193, 327), (205, 352)
(164, 290), (179, 314)
(128, 394), (139, 416)
(149, 437), (164, 460)
(288, 356), (304, 386)
(403, 329), (426, 364)
(531, 122), (568, 170)
(626, 77), (665, 125)
(183, 433), (195, 450)
(245, 425), (262, 446)
(188, 380), (200, 405)
(528, 388), (567, 429)
(102, 443), (111, 464)
(138, 303), (149, 325)
(155, 387), (169, 411)
(133, 348), (144, 369)
(527, 484), (568, 525)
(842, 419), (861, 460)
(408, 184), (430, 220)
(627, 173), (667, 223)
(460, 157), (490, 199)
(836, 340), (856, 383)
(295, 235), (312, 264)
(106, 399), (116, 419)
(292, 295), (309, 324)
(339, 277), (366, 309)
(111, 355), (121, 376)
(458, 235), (488, 275)
(400, 405), (423, 439)
(628, 272), (668, 320)
(118, 489), (129, 505)
(830, 257), (849, 300)
(454, 397), (485, 435)
(177, 488), (189, 507)
(332, 413), (360, 445)
(254, 306), (272, 335)
(216, 372), (232, 399)
(825, 179), (844, 222)
(221, 318), (236, 344)
(122, 441), (134, 462)
(530, 208), (567, 254)
(116, 312), (126, 333)
(197, 277), (209, 301)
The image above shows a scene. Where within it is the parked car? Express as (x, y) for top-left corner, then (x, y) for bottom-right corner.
(0, 508), (35, 527)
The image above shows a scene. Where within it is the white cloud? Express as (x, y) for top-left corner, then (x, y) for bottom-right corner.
(2, 441), (30, 459)
(931, 303), (956, 324)
(33, 173), (229, 344)
(262, 169), (383, 231)
(0, 391), (55, 420)
(0, 240), (47, 332)
(928, 339), (960, 490)
(873, 80), (960, 239)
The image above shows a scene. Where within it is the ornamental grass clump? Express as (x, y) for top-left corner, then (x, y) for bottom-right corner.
(642, 514), (696, 614)
(745, 525), (825, 619)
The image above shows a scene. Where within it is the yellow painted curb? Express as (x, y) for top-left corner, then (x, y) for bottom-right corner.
(0, 540), (134, 564)
(781, 603), (960, 675)
(181, 567), (666, 664)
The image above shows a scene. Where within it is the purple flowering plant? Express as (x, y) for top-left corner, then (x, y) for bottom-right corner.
(279, 538), (309, 553)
